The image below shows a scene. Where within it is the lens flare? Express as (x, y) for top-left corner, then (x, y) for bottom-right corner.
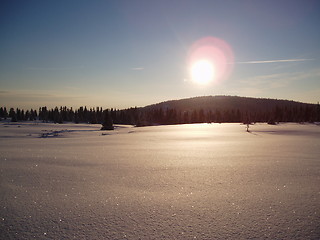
(191, 60), (215, 84)
(188, 37), (234, 85)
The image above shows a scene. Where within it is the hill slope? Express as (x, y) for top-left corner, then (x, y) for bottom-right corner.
(143, 95), (313, 113)
(136, 95), (319, 125)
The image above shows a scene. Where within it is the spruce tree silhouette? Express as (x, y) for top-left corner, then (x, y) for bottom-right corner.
(9, 108), (17, 122)
(101, 110), (114, 130)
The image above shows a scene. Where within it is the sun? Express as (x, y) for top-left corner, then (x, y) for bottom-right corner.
(191, 60), (215, 85)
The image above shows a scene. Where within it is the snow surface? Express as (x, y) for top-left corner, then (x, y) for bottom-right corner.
(0, 122), (319, 239)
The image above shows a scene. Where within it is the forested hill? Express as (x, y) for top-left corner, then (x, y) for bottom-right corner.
(144, 96), (313, 113)
(138, 95), (319, 125)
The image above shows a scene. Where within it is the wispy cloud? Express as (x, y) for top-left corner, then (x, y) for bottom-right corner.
(236, 58), (314, 64)
(236, 68), (320, 92)
(25, 66), (85, 71)
(131, 67), (144, 71)
(224, 68), (320, 101)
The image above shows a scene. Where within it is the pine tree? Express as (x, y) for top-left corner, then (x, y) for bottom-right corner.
(3, 107), (8, 119)
(101, 110), (114, 130)
(0, 107), (4, 119)
(9, 108), (17, 122)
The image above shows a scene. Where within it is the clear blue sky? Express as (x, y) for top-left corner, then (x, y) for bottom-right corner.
(1, 0), (320, 109)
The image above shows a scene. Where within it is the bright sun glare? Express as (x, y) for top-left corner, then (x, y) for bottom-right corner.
(191, 60), (215, 85)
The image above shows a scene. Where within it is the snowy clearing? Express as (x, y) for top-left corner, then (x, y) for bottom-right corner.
(0, 122), (319, 239)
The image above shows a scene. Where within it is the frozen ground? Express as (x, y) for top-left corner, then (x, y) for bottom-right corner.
(0, 122), (319, 239)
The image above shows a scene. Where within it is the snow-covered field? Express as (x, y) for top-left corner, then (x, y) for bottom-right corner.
(0, 122), (319, 239)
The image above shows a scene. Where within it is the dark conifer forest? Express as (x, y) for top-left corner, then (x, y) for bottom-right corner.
(1, 96), (319, 126)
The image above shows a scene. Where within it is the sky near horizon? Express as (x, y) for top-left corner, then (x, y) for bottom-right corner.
(1, 0), (320, 109)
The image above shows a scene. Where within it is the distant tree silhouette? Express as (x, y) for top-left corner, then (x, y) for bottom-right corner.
(207, 110), (213, 123)
(215, 110), (222, 123)
(191, 109), (198, 123)
(101, 110), (114, 130)
(9, 108), (17, 122)
(89, 108), (98, 124)
(16, 108), (24, 121)
(73, 111), (80, 123)
(242, 111), (251, 125)
(39, 107), (49, 122)
(317, 102), (320, 122)
(199, 109), (205, 122)
(53, 107), (63, 124)
(0, 107), (8, 119)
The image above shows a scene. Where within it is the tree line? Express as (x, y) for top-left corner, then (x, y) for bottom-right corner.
(0, 106), (139, 125)
(1, 101), (319, 126)
(0, 107), (38, 122)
